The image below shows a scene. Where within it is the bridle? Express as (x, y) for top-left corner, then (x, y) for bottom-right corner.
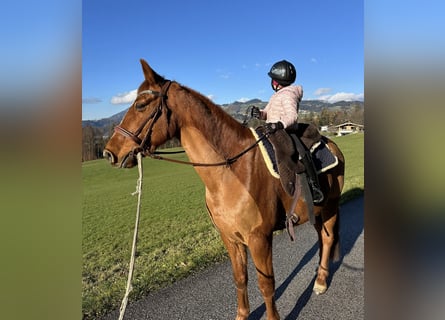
(114, 80), (173, 155)
(113, 79), (267, 167)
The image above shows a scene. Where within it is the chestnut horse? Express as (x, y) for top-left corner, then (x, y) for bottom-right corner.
(104, 60), (345, 320)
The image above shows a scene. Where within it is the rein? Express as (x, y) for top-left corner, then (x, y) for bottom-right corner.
(114, 80), (267, 167)
(148, 135), (266, 167)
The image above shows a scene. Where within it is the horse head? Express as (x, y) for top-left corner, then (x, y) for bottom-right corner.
(103, 60), (178, 168)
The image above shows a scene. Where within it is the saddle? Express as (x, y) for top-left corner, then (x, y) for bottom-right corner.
(258, 123), (322, 196)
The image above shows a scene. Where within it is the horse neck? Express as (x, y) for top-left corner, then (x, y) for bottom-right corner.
(171, 85), (252, 164)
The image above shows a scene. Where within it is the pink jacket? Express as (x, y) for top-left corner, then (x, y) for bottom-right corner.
(262, 85), (303, 128)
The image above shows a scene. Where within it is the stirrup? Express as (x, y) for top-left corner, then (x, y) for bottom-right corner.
(312, 187), (324, 204)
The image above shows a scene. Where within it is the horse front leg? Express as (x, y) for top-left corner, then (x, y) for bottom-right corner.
(248, 232), (280, 320)
(313, 203), (339, 295)
(220, 233), (250, 320)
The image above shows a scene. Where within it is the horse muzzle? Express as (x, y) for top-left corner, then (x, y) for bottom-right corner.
(103, 149), (116, 166)
(103, 148), (143, 168)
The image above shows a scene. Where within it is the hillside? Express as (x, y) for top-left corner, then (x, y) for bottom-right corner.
(82, 98), (363, 161)
(82, 99), (364, 128)
(82, 109), (127, 129)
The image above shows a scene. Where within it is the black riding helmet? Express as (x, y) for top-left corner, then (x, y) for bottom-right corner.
(268, 60), (296, 86)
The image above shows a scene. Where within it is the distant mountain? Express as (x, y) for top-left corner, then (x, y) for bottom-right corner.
(82, 99), (364, 128)
(222, 98), (262, 106)
(300, 100), (364, 112)
(82, 109), (127, 129)
(220, 99), (363, 118)
(222, 99), (267, 118)
(82, 98), (363, 162)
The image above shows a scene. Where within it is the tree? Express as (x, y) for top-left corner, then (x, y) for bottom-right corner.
(82, 125), (107, 161)
(349, 104), (364, 124)
(82, 125), (95, 161)
(319, 108), (331, 126)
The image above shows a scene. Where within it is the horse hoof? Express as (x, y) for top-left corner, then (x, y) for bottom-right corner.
(313, 282), (327, 295)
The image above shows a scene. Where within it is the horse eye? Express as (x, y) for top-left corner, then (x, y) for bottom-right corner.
(134, 101), (147, 111)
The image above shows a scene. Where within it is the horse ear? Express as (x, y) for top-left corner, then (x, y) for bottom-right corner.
(140, 59), (154, 81)
(140, 59), (164, 85)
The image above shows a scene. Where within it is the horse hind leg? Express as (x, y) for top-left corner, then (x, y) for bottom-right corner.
(220, 234), (250, 320)
(313, 201), (340, 295)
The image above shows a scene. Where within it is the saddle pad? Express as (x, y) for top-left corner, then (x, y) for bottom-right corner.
(250, 128), (338, 176)
(311, 137), (339, 174)
(250, 128), (280, 178)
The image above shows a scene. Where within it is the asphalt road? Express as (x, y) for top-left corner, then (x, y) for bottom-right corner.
(101, 196), (364, 320)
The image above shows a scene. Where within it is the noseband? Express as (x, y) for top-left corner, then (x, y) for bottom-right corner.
(114, 81), (172, 154)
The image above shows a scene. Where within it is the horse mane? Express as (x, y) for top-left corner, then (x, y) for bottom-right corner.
(177, 84), (253, 156)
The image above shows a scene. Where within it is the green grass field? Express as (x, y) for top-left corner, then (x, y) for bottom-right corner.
(82, 133), (364, 319)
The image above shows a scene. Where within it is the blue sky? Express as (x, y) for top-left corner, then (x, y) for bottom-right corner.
(82, 0), (364, 120)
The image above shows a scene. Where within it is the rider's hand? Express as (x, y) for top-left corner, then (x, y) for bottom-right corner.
(250, 106), (261, 119)
(264, 122), (284, 134)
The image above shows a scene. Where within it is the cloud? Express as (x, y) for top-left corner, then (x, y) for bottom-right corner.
(219, 72), (231, 79)
(216, 68), (231, 80)
(311, 57), (318, 63)
(237, 97), (250, 103)
(241, 63), (263, 70)
(82, 97), (102, 104)
(207, 94), (215, 101)
(314, 88), (332, 96)
(317, 92), (364, 103)
(110, 89), (137, 105)
(313, 87), (363, 103)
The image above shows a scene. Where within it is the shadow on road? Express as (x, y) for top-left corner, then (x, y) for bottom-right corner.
(249, 189), (364, 320)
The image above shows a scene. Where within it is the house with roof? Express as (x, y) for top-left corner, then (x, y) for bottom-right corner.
(333, 121), (364, 136)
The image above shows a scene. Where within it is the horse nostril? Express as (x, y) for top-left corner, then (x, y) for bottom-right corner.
(103, 149), (115, 164)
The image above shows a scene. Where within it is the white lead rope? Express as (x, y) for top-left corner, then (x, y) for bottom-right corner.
(118, 152), (143, 320)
